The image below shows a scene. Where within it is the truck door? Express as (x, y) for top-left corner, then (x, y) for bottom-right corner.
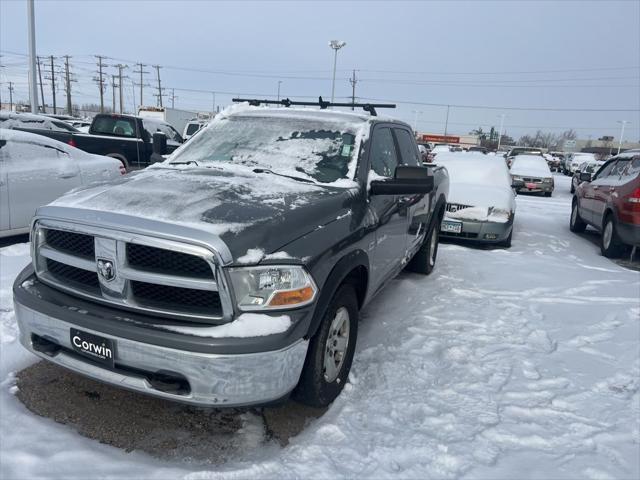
(366, 125), (408, 291)
(393, 127), (430, 255)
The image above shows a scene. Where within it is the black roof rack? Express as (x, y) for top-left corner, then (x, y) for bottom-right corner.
(231, 96), (395, 117)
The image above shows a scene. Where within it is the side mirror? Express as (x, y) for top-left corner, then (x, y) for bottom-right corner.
(370, 165), (434, 195)
(579, 172), (592, 182)
(152, 132), (168, 155)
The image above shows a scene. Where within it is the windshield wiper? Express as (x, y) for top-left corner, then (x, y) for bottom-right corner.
(252, 168), (314, 183)
(169, 160), (199, 166)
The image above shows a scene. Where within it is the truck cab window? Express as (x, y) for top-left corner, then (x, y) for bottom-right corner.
(370, 127), (399, 178)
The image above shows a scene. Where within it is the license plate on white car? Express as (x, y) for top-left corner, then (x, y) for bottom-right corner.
(441, 220), (462, 234)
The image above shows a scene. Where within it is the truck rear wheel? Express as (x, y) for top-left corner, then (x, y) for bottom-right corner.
(294, 284), (358, 407)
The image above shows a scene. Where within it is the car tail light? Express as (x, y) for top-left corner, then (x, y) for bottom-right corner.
(119, 165), (126, 175)
(626, 187), (640, 204)
(68, 138), (76, 148)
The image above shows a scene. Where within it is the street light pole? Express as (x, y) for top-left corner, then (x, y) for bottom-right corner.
(617, 120), (629, 154)
(497, 113), (506, 150)
(27, 0), (39, 114)
(412, 110), (423, 133)
(329, 40), (346, 104)
(277, 80), (282, 102)
(444, 105), (450, 136)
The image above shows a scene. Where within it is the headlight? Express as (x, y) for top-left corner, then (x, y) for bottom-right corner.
(512, 175), (523, 182)
(228, 265), (317, 311)
(543, 178), (553, 184)
(488, 207), (511, 223)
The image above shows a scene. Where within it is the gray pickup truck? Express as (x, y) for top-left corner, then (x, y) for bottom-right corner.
(13, 104), (449, 407)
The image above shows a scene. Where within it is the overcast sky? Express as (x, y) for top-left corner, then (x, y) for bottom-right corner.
(1, 0), (639, 141)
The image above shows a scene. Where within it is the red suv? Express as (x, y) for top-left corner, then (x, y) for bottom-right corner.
(570, 150), (640, 257)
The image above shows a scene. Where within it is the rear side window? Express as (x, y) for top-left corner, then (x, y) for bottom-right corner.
(595, 161), (616, 179)
(621, 157), (640, 178)
(394, 129), (421, 166)
(610, 160), (629, 178)
(186, 123), (201, 136)
(92, 117), (137, 137)
(370, 127), (399, 177)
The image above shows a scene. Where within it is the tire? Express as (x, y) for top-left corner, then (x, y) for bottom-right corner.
(405, 217), (440, 275)
(545, 191), (552, 197)
(294, 284), (359, 407)
(570, 182), (575, 194)
(600, 214), (625, 258)
(498, 229), (512, 248)
(569, 198), (587, 233)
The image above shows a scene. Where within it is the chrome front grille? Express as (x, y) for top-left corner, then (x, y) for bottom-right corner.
(33, 221), (229, 323)
(446, 203), (473, 213)
(522, 177), (543, 183)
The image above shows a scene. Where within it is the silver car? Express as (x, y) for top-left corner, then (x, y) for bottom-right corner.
(0, 129), (124, 238)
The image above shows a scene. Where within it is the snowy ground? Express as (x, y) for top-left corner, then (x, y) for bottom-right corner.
(1, 174), (638, 479)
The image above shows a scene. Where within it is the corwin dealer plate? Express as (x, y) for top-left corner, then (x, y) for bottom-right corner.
(70, 328), (115, 368)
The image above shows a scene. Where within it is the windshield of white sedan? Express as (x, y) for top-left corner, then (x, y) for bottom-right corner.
(168, 116), (357, 184)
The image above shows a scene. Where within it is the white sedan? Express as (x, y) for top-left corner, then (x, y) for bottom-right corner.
(0, 129), (124, 238)
(436, 152), (516, 247)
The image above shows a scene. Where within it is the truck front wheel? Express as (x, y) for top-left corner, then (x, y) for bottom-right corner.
(294, 284), (359, 407)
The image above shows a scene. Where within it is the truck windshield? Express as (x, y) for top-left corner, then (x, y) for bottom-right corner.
(168, 116), (359, 184)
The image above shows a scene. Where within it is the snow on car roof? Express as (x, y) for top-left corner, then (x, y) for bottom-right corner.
(510, 154), (552, 177)
(435, 152), (515, 209)
(0, 128), (88, 158)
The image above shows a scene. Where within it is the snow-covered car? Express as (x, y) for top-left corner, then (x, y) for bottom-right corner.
(436, 152), (516, 247)
(0, 111), (79, 144)
(543, 153), (561, 172)
(510, 154), (554, 196)
(566, 152), (597, 176)
(0, 129), (124, 238)
(505, 147), (543, 168)
(570, 160), (605, 193)
(428, 144), (452, 162)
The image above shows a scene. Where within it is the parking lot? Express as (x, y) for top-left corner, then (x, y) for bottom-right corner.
(1, 173), (638, 478)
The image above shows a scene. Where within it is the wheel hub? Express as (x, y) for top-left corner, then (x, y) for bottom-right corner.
(323, 307), (350, 383)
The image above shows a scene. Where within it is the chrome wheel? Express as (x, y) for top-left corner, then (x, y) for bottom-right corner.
(603, 220), (613, 249)
(323, 307), (350, 383)
(428, 227), (438, 267)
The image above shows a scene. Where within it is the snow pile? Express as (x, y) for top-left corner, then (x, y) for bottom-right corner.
(237, 248), (266, 264)
(157, 313), (291, 338)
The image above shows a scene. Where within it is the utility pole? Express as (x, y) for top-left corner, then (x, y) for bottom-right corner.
(153, 65), (163, 107)
(8, 82), (14, 111)
(111, 75), (118, 112)
(444, 105), (450, 136)
(95, 55), (106, 113)
(36, 56), (45, 112)
(115, 64), (127, 113)
(48, 55), (57, 114)
(211, 91), (216, 115)
(169, 88), (177, 108)
(133, 62), (148, 109)
(63, 55), (72, 115)
(412, 110), (423, 133)
(27, 0), (39, 114)
(277, 81), (282, 102)
(349, 70), (358, 110)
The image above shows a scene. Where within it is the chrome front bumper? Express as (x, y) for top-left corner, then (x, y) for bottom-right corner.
(15, 301), (309, 407)
(440, 216), (513, 243)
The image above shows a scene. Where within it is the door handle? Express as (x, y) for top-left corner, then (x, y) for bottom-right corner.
(57, 172), (77, 179)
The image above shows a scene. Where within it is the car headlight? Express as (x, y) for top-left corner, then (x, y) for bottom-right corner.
(228, 265), (317, 311)
(488, 207), (511, 222)
(543, 178), (553, 184)
(512, 175), (523, 182)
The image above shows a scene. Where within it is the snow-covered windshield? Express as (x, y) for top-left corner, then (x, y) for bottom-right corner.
(169, 116), (358, 184)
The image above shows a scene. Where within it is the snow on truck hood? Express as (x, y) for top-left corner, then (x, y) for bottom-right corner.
(49, 165), (356, 261)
